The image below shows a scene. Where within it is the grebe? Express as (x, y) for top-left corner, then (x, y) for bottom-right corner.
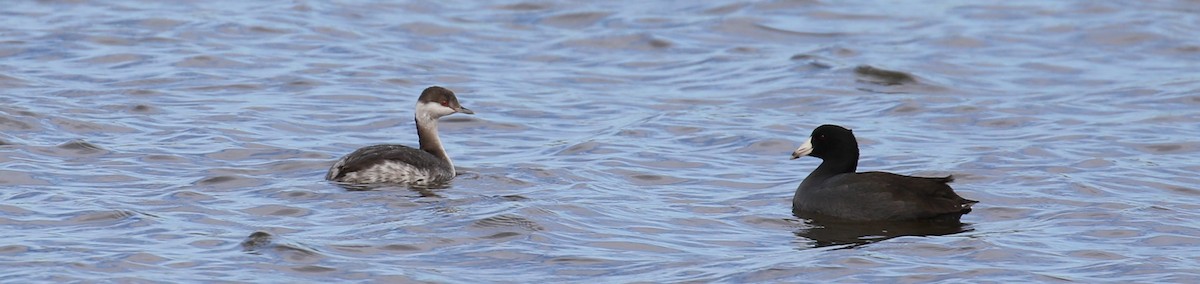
(789, 124), (977, 221)
(326, 86), (474, 184)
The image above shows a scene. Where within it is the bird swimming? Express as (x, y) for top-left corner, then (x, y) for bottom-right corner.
(789, 124), (977, 221)
(326, 86), (473, 185)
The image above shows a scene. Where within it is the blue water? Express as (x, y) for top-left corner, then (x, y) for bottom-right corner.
(2, 1), (1199, 282)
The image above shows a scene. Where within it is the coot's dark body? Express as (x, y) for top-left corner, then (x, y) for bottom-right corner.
(790, 125), (977, 221)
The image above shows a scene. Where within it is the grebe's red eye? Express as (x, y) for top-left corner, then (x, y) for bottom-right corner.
(440, 100), (449, 107)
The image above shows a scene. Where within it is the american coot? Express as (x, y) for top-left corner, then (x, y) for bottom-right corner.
(790, 124), (977, 221)
(326, 86), (474, 184)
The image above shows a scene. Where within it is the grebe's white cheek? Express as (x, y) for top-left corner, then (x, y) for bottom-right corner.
(416, 101), (457, 119)
(436, 105), (457, 117)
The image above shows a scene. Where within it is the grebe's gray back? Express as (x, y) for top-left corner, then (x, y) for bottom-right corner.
(326, 86), (474, 184)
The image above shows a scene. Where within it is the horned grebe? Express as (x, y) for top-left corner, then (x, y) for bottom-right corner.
(326, 86), (474, 184)
(789, 124), (977, 221)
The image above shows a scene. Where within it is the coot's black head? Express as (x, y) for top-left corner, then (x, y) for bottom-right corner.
(791, 124), (858, 160)
(416, 86), (474, 119)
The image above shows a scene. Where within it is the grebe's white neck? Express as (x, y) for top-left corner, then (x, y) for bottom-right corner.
(414, 101), (455, 173)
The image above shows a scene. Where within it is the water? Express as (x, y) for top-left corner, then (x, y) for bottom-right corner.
(3, 0), (1199, 282)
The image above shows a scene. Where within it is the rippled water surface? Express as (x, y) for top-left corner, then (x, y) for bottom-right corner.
(3, 1), (1200, 282)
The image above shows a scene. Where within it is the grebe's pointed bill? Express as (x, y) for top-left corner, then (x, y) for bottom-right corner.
(456, 106), (474, 115)
(791, 137), (813, 160)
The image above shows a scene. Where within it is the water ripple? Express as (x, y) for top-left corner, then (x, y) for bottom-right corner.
(2, 0), (1200, 282)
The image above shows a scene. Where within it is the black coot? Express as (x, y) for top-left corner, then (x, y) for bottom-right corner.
(790, 124), (977, 221)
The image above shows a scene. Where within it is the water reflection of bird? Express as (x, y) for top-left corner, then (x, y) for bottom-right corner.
(794, 219), (973, 249)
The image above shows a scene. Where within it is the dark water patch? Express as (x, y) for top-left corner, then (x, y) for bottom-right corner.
(328, 244), (405, 255)
(974, 117), (1040, 129)
(611, 169), (689, 186)
(268, 190), (327, 201)
(0, 73), (31, 88)
(1019, 62), (1083, 75)
(472, 214), (544, 231)
(854, 65), (916, 86)
(192, 174), (266, 189)
(586, 241), (684, 254)
(0, 204), (36, 215)
(0, 245), (31, 254)
(465, 172), (534, 187)
(174, 55), (254, 69)
(129, 104), (157, 113)
(555, 141), (617, 156)
(674, 133), (742, 148)
(561, 33), (673, 51)
(240, 231), (324, 264)
(118, 252), (170, 266)
(1142, 234), (1200, 247)
(381, 244), (422, 251)
(499, 195), (529, 201)
(887, 102), (924, 114)
(50, 117), (138, 134)
(117, 17), (187, 30)
(73, 210), (137, 223)
(4, 191), (45, 201)
(47, 89), (118, 99)
(935, 35), (988, 49)
(112, 76), (183, 89)
(195, 175), (238, 185)
(1125, 142), (1197, 154)
(75, 53), (151, 66)
(481, 232), (523, 239)
(702, 3), (748, 14)
(309, 26), (364, 40)
(0, 116), (36, 131)
(789, 54), (836, 69)
(804, 46), (860, 58)
(1064, 249), (1125, 261)
(395, 22), (465, 37)
(1163, 185), (1199, 196)
(495, 2), (552, 11)
(541, 12), (612, 29)
(48, 139), (110, 156)
(184, 83), (262, 92)
(203, 147), (309, 162)
(164, 190), (216, 201)
(254, 159), (328, 174)
(292, 265), (337, 273)
(2, 209), (146, 229)
(241, 205), (311, 217)
(140, 154), (189, 163)
(328, 243), (384, 256)
(714, 18), (845, 42)
(5, 108), (39, 118)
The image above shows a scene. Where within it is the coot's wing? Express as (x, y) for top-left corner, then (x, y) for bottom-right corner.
(801, 179), (907, 221)
(810, 172), (973, 220)
(856, 172), (976, 218)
